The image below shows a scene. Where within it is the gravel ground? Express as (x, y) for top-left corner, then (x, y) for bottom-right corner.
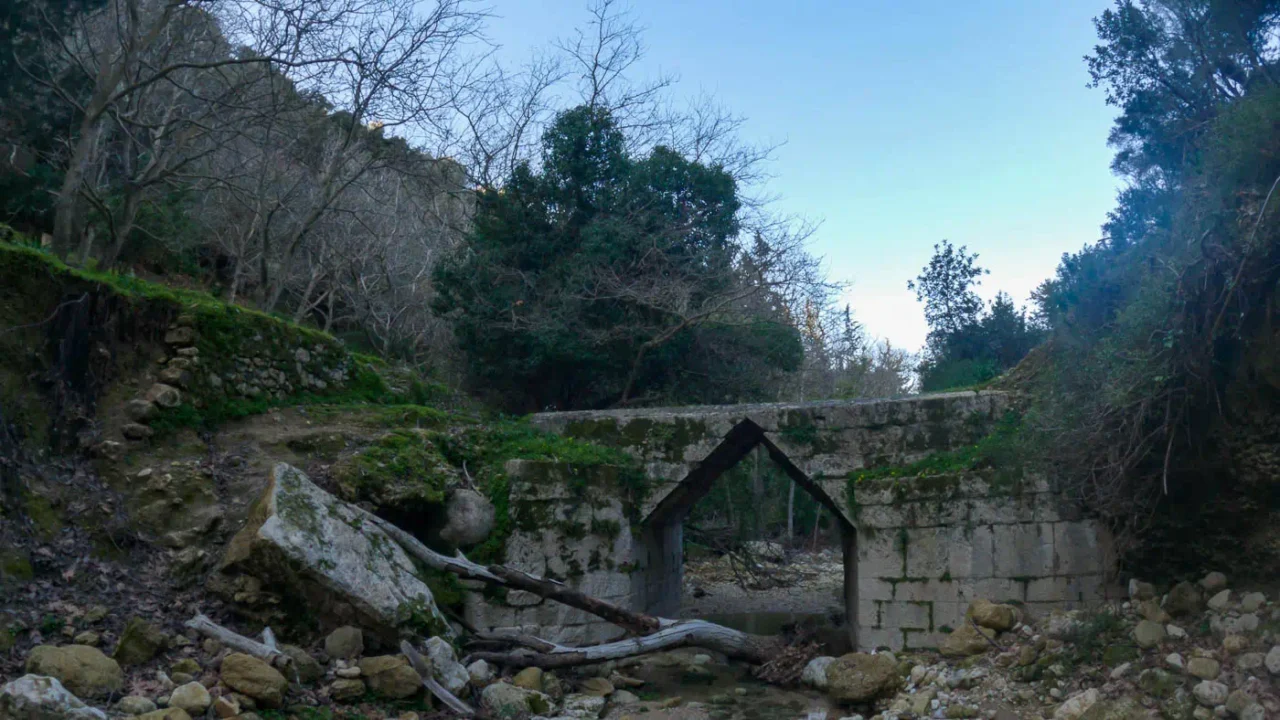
(679, 548), (847, 617)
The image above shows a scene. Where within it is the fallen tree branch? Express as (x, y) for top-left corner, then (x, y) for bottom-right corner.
(465, 619), (784, 668)
(401, 640), (475, 717)
(365, 513), (661, 636)
(362, 495), (785, 667)
(185, 614), (292, 672)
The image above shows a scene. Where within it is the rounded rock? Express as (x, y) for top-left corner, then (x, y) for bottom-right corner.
(167, 682), (210, 714)
(1192, 681), (1228, 708)
(24, 645), (123, 698)
(219, 653), (287, 707)
(324, 626), (363, 660)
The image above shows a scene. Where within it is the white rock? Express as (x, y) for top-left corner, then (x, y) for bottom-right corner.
(1167, 624), (1187, 639)
(1231, 614), (1260, 634)
(1166, 653), (1186, 670)
(559, 693), (606, 719)
(440, 488), (496, 546)
(219, 463), (451, 636)
(1265, 646), (1280, 675)
(1237, 653), (1265, 671)
(801, 657), (836, 690)
(1207, 590), (1232, 611)
(1240, 592), (1266, 613)
(1200, 572), (1228, 592)
(425, 636), (470, 694)
(1239, 704), (1266, 720)
(1053, 688), (1099, 720)
(0, 675), (108, 719)
(1109, 662), (1132, 680)
(467, 659), (495, 688)
(1192, 681), (1228, 707)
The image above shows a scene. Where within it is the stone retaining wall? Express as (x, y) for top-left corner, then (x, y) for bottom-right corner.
(852, 473), (1115, 651)
(463, 461), (641, 645)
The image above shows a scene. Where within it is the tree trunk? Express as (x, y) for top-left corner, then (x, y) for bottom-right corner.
(51, 118), (103, 259)
(752, 447), (764, 536)
(787, 481), (795, 541)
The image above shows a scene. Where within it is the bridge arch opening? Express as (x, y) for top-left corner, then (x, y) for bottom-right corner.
(635, 419), (858, 648)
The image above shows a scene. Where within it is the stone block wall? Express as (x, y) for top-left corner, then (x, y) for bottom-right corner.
(852, 472), (1117, 651)
(533, 391), (1012, 527)
(465, 394), (1119, 652)
(115, 311), (358, 443)
(463, 460), (642, 645)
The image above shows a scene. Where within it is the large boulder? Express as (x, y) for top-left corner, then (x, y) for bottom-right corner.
(218, 463), (451, 638)
(439, 488), (496, 547)
(940, 624), (995, 657)
(219, 653), (288, 707)
(967, 599), (1016, 631)
(825, 652), (900, 703)
(0, 674), (108, 720)
(480, 682), (552, 720)
(24, 645), (123, 698)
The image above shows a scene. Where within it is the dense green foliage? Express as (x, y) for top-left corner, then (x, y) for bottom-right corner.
(433, 106), (803, 411)
(685, 450), (832, 550)
(909, 241), (1043, 391)
(1022, 0), (1280, 578)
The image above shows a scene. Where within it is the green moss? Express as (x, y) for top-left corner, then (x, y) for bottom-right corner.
(590, 517), (622, 539)
(0, 549), (34, 580)
(23, 493), (61, 539)
(423, 567), (466, 611)
(332, 429), (451, 508)
(564, 415), (711, 462)
(846, 411), (1029, 506)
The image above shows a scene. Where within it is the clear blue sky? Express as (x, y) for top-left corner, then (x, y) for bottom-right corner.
(484, 0), (1121, 352)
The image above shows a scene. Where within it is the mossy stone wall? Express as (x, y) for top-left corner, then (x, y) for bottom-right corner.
(504, 391), (1117, 652)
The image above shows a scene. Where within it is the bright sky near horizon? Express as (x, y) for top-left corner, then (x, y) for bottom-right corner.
(484, 0), (1122, 353)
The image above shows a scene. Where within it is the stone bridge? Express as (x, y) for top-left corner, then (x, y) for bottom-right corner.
(463, 391), (1117, 651)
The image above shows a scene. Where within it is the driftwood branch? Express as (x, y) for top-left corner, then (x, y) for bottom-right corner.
(366, 513), (660, 635)
(364, 503), (785, 667)
(401, 640), (475, 717)
(185, 614), (292, 672)
(466, 620), (784, 668)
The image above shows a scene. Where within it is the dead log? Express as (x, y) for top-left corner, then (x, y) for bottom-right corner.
(185, 614), (293, 673)
(365, 513), (660, 635)
(466, 619), (786, 668)
(362, 500), (786, 668)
